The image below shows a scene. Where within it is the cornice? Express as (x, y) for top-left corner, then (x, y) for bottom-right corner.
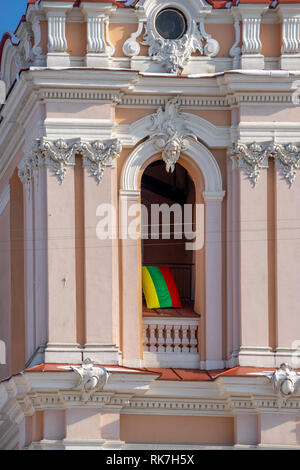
(2, 69), (300, 187)
(2, 371), (300, 422)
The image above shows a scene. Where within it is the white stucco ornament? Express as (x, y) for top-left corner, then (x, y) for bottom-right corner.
(149, 97), (197, 172)
(229, 141), (270, 186)
(142, 19), (219, 74)
(18, 137), (122, 187)
(75, 139), (122, 185)
(229, 140), (300, 187)
(72, 358), (109, 400)
(268, 142), (300, 187)
(266, 363), (300, 398)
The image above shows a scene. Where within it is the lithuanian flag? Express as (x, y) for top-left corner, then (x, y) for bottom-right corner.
(142, 266), (182, 309)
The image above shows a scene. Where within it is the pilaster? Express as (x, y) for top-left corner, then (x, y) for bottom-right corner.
(119, 189), (144, 369)
(202, 191), (226, 370)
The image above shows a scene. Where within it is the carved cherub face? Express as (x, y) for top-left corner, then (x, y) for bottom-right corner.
(163, 139), (181, 172)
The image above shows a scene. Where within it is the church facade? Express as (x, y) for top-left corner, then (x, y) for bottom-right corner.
(1, 0), (300, 449)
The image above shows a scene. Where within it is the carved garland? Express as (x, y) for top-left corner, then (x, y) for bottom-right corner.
(18, 137), (122, 186)
(229, 141), (300, 187)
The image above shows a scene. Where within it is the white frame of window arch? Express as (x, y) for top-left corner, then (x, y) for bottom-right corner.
(120, 137), (225, 370)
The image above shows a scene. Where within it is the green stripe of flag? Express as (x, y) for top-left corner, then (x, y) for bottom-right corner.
(146, 266), (172, 308)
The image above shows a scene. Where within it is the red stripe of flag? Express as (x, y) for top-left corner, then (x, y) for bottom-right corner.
(159, 267), (182, 308)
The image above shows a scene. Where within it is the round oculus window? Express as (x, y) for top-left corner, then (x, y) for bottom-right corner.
(155, 8), (187, 40)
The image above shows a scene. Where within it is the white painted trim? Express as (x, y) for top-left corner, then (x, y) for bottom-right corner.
(120, 138), (224, 194)
(115, 111), (230, 148)
(0, 185), (10, 215)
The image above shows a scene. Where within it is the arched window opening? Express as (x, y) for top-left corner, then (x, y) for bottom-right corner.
(141, 160), (197, 314)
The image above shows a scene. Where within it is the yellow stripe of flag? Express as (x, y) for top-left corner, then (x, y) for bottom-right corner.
(142, 266), (160, 308)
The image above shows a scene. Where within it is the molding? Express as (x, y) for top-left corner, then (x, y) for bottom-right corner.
(203, 191), (226, 202)
(119, 189), (141, 201)
(3, 368), (300, 448)
(120, 137), (223, 194)
(0, 184), (10, 215)
(115, 109), (230, 148)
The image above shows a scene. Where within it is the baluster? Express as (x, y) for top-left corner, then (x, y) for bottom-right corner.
(189, 325), (198, 353)
(165, 325), (173, 353)
(157, 324), (165, 352)
(142, 324), (149, 351)
(181, 325), (190, 353)
(149, 324), (157, 352)
(173, 325), (181, 353)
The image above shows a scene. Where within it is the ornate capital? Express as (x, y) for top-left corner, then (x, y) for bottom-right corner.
(18, 138), (122, 186)
(71, 358), (109, 402)
(40, 138), (76, 183)
(229, 141), (269, 186)
(75, 138), (122, 184)
(269, 142), (300, 187)
(149, 97), (196, 173)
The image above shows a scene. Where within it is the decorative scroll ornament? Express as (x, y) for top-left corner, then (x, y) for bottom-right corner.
(142, 20), (219, 75)
(149, 97), (197, 173)
(264, 364), (300, 404)
(71, 358), (109, 402)
(123, 21), (144, 57)
(229, 142), (269, 187)
(31, 18), (44, 65)
(18, 138), (122, 186)
(268, 142), (300, 187)
(75, 139), (122, 184)
(229, 12), (241, 67)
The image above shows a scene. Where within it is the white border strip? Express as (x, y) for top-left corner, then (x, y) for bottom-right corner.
(0, 184), (10, 215)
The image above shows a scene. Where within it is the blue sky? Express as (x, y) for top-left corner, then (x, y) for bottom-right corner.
(0, 0), (28, 39)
